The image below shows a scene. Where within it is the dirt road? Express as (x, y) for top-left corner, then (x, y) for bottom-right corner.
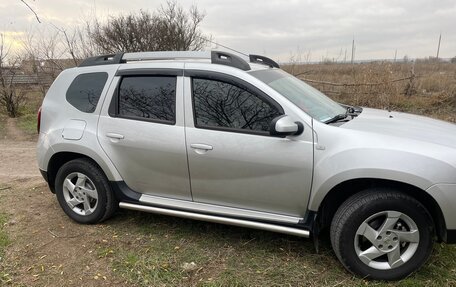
(0, 118), (40, 179)
(0, 141), (39, 179)
(0, 121), (124, 286)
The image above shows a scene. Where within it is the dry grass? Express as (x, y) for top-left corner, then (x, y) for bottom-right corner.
(1, 180), (456, 287)
(284, 61), (456, 123)
(104, 212), (456, 287)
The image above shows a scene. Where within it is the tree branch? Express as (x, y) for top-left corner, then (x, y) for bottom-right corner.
(20, 0), (41, 23)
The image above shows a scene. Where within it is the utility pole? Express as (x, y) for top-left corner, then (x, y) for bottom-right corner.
(344, 48), (347, 63)
(436, 33), (441, 59)
(394, 49), (397, 62)
(351, 36), (355, 64)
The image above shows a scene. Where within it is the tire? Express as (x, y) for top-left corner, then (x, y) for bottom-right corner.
(330, 189), (434, 280)
(55, 158), (118, 224)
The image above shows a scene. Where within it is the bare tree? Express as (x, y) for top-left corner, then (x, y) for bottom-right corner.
(156, 2), (208, 51)
(21, 28), (65, 98)
(87, 1), (209, 53)
(48, 24), (98, 66)
(0, 34), (26, 117)
(23, 28), (67, 78)
(22, 25), (95, 97)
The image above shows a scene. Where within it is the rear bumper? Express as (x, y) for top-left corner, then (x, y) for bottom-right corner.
(39, 169), (48, 183)
(39, 169), (55, 194)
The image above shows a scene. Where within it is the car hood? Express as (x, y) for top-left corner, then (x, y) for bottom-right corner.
(341, 108), (456, 149)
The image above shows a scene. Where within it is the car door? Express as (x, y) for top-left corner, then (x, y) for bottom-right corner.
(98, 69), (192, 200)
(184, 70), (314, 217)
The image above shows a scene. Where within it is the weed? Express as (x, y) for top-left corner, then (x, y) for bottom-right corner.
(17, 113), (37, 136)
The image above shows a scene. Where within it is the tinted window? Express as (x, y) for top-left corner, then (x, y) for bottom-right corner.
(66, 72), (108, 113)
(192, 78), (282, 133)
(119, 76), (176, 123)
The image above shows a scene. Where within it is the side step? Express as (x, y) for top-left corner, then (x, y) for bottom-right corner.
(119, 202), (310, 238)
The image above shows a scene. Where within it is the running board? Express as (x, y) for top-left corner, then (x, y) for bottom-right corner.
(119, 202), (310, 238)
(139, 193), (301, 225)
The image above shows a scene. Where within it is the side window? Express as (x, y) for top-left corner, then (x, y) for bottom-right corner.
(192, 78), (282, 133)
(66, 72), (108, 113)
(118, 76), (176, 123)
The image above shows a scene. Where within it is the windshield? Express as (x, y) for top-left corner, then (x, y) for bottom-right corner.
(249, 69), (346, 122)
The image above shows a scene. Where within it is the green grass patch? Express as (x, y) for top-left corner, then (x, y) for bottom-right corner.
(17, 90), (43, 116)
(0, 116), (5, 139)
(104, 211), (456, 287)
(0, 214), (9, 258)
(17, 113), (37, 137)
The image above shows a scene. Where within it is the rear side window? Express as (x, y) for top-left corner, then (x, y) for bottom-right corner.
(118, 76), (176, 123)
(66, 72), (108, 113)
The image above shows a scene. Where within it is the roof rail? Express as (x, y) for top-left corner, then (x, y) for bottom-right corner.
(249, 55), (280, 68)
(122, 51), (211, 62)
(123, 50), (251, 71)
(78, 50), (278, 70)
(78, 53), (125, 67)
(211, 51), (251, 71)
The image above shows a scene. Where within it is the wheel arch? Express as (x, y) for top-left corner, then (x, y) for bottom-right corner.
(315, 178), (447, 242)
(47, 151), (110, 193)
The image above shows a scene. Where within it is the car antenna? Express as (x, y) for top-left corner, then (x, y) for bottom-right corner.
(200, 36), (249, 57)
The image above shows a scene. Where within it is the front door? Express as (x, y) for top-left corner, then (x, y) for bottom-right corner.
(184, 73), (314, 217)
(98, 72), (192, 200)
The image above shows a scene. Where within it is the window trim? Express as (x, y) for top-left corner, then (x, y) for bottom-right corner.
(116, 68), (184, 77)
(188, 70), (284, 136)
(109, 74), (178, 125)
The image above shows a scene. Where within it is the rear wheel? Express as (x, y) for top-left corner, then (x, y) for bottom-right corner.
(55, 158), (118, 224)
(330, 189), (434, 280)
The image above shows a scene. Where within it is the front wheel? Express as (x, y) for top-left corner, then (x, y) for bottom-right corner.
(330, 189), (434, 280)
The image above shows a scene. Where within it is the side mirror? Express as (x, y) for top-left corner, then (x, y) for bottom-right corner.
(270, 115), (304, 137)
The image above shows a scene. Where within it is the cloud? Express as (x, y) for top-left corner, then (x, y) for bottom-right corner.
(1, 0), (455, 60)
(0, 31), (25, 53)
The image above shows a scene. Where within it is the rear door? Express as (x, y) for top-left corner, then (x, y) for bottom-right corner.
(183, 70), (314, 217)
(98, 68), (192, 200)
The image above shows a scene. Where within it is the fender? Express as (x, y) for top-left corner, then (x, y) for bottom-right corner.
(44, 130), (123, 182)
(308, 147), (456, 212)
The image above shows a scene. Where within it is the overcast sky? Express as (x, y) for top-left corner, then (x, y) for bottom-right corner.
(1, 0), (455, 62)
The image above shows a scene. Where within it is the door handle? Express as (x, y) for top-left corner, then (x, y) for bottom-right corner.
(106, 133), (124, 140)
(190, 143), (213, 151)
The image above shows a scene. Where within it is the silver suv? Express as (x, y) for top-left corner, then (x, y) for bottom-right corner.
(36, 50), (456, 280)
